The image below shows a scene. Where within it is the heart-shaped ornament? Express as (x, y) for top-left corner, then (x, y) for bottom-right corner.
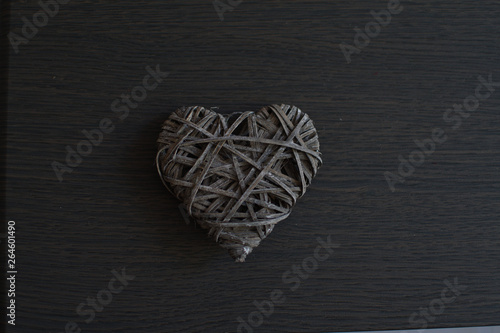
(156, 104), (322, 262)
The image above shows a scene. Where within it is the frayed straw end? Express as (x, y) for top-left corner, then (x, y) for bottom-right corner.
(231, 245), (253, 263)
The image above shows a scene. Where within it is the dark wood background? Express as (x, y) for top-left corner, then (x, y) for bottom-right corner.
(3, 0), (500, 332)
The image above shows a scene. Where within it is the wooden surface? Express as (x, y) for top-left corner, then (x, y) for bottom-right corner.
(3, 1), (500, 332)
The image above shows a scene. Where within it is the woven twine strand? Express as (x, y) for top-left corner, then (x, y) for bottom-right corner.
(157, 104), (321, 261)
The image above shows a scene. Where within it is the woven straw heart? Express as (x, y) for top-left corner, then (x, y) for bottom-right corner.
(156, 104), (322, 262)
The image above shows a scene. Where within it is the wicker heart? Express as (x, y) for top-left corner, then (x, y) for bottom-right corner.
(156, 104), (322, 262)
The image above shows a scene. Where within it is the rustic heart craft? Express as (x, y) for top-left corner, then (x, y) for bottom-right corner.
(156, 104), (322, 262)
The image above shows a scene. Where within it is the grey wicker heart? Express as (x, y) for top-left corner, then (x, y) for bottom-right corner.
(156, 104), (322, 262)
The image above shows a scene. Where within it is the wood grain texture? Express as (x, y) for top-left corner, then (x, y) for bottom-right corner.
(4, 0), (500, 332)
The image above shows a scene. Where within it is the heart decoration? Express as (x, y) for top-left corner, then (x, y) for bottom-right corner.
(156, 104), (322, 262)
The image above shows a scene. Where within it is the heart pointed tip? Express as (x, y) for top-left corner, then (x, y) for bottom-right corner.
(231, 245), (253, 263)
